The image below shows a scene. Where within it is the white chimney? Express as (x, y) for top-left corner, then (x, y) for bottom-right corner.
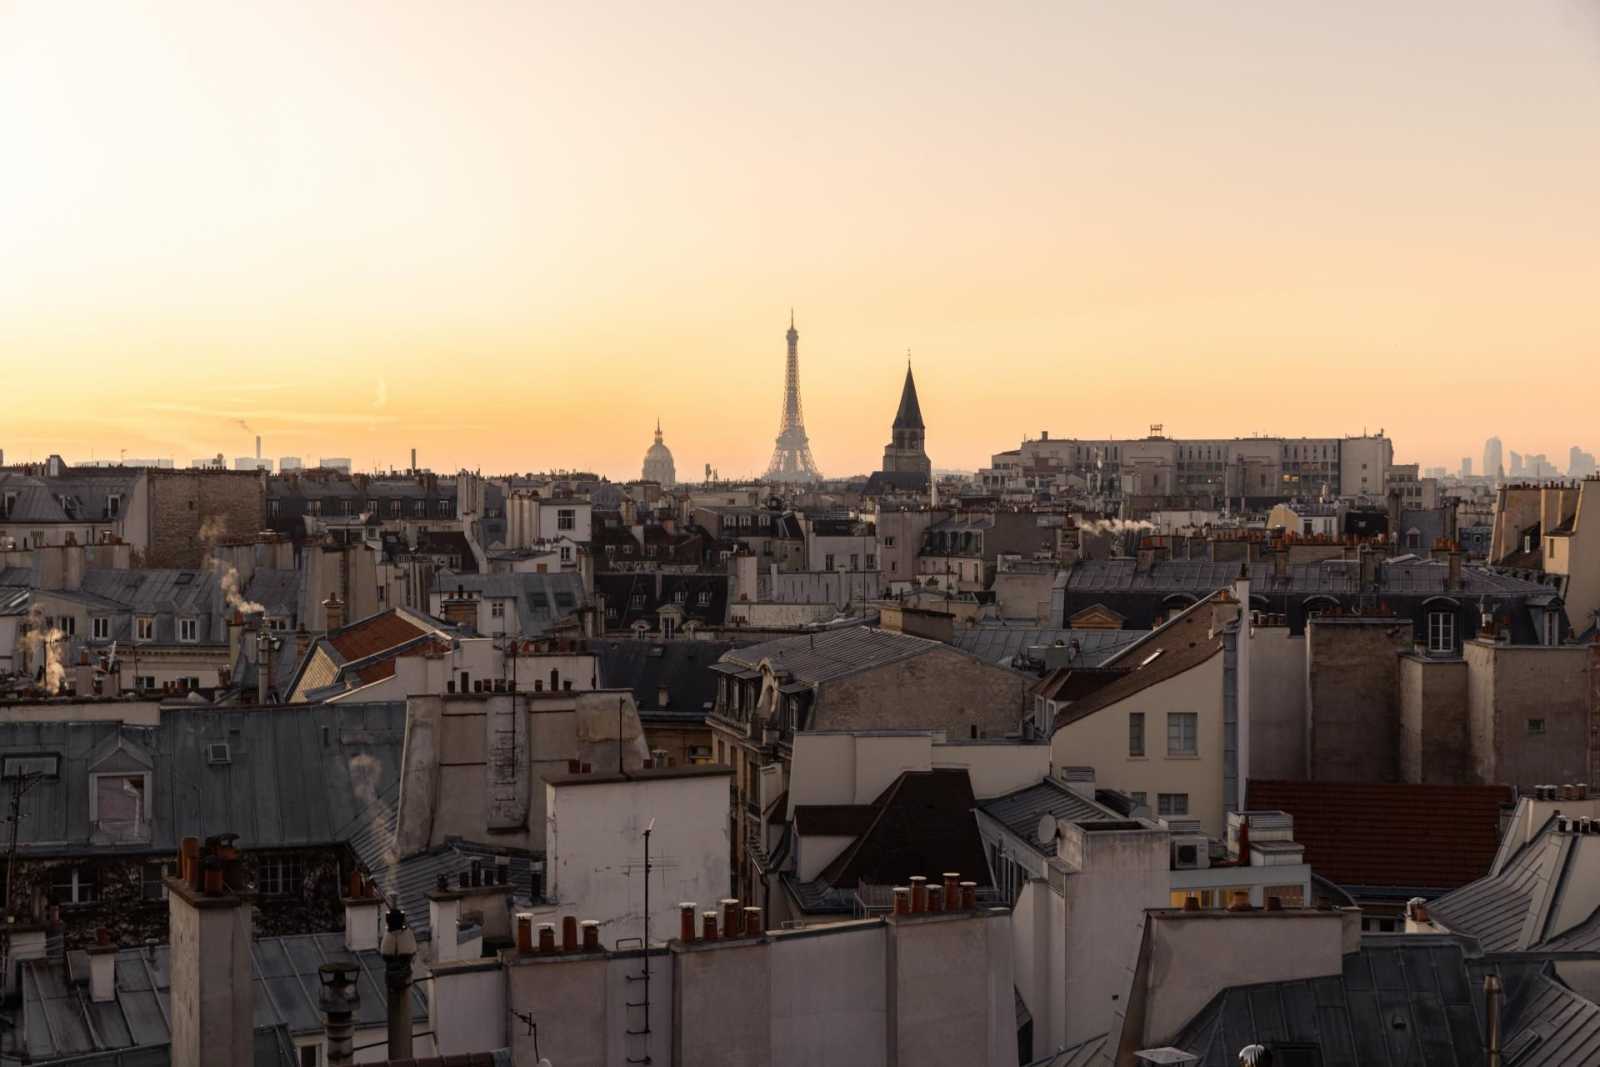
(88, 944), (117, 1003)
(344, 896), (383, 953)
(428, 888), (463, 964)
(167, 866), (254, 1067)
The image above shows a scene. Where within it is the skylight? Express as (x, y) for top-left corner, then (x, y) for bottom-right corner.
(1138, 649), (1165, 668)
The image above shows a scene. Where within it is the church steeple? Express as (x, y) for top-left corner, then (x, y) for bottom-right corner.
(893, 361), (924, 431)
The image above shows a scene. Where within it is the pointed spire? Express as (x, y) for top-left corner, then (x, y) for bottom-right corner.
(893, 359), (924, 431)
(790, 307), (794, 329)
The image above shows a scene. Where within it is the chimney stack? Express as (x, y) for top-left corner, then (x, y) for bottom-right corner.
(702, 911), (718, 940)
(721, 898), (742, 939)
(580, 919), (600, 952)
(319, 961), (361, 1067)
(380, 904), (417, 1060)
(322, 592), (344, 632)
(563, 915), (579, 953)
(942, 873), (961, 912)
(680, 902), (697, 942)
(88, 928), (116, 1003)
(166, 835), (254, 1067)
(909, 876), (928, 913)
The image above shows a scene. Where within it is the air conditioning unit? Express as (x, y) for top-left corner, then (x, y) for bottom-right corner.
(205, 742), (232, 765)
(1170, 834), (1210, 870)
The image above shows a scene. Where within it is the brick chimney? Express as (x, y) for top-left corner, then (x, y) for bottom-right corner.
(166, 838), (254, 1067)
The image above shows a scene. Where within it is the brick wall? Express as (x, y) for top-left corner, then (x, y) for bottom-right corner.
(817, 646), (1027, 738)
(1307, 619), (1411, 782)
(145, 470), (266, 568)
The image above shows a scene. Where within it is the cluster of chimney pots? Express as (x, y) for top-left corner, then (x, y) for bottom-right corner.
(891, 874), (979, 915)
(177, 833), (244, 896)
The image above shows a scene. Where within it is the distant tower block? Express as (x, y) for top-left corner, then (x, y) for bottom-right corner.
(764, 310), (823, 483)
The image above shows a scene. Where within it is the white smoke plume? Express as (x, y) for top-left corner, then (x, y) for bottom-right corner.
(216, 563), (264, 617)
(349, 754), (399, 885)
(1078, 519), (1156, 534)
(24, 605), (66, 696)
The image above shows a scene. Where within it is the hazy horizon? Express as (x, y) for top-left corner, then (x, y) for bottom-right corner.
(5, 1), (1599, 480)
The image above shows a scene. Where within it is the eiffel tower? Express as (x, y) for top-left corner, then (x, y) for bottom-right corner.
(764, 310), (823, 482)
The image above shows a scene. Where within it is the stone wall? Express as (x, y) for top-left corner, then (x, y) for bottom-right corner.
(145, 470), (266, 569)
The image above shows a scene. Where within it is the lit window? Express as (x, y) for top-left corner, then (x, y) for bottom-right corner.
(1167, 713), (1198, 756)
(1157, 793), (1189, 816)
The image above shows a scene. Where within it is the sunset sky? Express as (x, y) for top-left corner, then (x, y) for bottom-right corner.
(4, 2), (1599, 480)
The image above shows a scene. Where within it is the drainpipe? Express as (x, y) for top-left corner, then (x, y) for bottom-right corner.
(1485, 973), (1503, 1067)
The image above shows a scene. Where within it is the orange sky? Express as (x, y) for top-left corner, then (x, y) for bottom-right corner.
(3, 2), (1599, 479)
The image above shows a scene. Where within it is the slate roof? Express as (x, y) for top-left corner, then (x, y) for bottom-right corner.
(817, 769), (992, 889)
(793, 804), (878, 837)
(592, 638), (741, 714)
(714, 626), (941, 686)
(978, 778), (1120, 856)
(342, 788), (539, 941)
(0, 471), (141, 525)
(1248, 780), (1512, 897)
(1062, 557), (1558, 598)
(1173, 937), (1600, 1067)
(0, 702), (406, 856)
(892, 364), (924, 430)
(951, 627), (1147, 669)
(15, 931), (426, 1062)
(431, 572), (586, 637)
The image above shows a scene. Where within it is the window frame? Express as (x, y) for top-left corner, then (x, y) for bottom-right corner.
(1427, 611), (1455, 654)
(1166, 712), (1198, 757)
(1128, 711), (1146, 758)
(1157, 792), (1189, 817)
(178, 617), (198, 643)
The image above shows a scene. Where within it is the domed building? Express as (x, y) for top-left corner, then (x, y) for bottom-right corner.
(642, 419), (676, 486)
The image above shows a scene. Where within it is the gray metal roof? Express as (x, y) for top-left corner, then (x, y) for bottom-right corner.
(0, 471), (141, 525)
(343, 787), (538, 941)
(0, 702), (406, 856)
(16, 934), (424, 1062)
(1174, 937), (1596, 1067)
(978, 778), (1119, 856)
(716, 626), (940, 685)
(951, 627), (1147, 668)
(430, 571), (586, 636)
(1429, 821), (1566, 952)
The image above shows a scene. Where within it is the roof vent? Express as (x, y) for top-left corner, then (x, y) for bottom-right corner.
(205, 742), (231, 765)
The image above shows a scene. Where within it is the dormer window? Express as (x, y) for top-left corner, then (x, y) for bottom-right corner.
(92, 616), (110, 640)
(89, 734), (155, 844)
(136, 616), (154, 642)
(179, 618), (198, 643)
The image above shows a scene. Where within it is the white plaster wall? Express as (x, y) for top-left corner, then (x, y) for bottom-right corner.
(853, 733), (937, 802)
(770, 924), (887, 1067)
(428, 963), (506, 1056)
(796, 833), (855, 882)
(932, 740), (1051, 799)
(545, 774), (731, 948)
(1050, 653), (1227, 835)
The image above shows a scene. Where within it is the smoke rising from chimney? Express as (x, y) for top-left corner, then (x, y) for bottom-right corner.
(24, 605), (66, 695)
(349, 754), (397, 883)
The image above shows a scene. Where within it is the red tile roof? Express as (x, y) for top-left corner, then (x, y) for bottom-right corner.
(329, 610), (430, 663)
(1247, 779), (1513, 892)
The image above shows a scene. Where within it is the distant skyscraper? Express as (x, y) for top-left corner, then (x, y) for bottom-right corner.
(1569, 446), (1597, 479)
(642, 419), (676, 485)
(764, 311), (822, 483)
(1460, 457), (1472, 479)
(1483, 436), (1503, 481)
(1509, 450), (1523, 477)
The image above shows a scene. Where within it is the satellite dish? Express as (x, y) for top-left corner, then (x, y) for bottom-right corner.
(1036, 814), (1058, 846)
